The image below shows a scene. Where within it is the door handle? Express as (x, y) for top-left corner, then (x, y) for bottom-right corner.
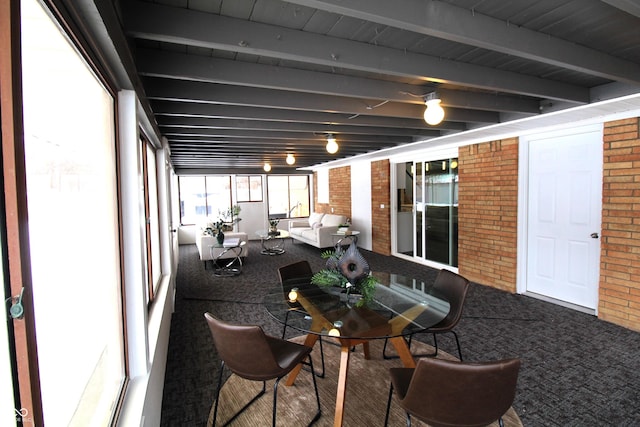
(590, 232), (599, 239)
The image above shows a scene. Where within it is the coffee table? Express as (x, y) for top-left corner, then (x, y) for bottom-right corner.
(209, 239), (245, 276)
(255, 229), (290, 255)
(332, 230), (360, 247)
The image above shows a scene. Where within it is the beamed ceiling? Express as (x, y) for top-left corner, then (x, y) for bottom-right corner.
(100, 0), (640, 174)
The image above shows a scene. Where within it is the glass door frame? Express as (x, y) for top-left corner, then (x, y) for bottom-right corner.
(391, 148), (459, 271)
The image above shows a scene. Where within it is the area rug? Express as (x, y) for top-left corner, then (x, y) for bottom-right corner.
(207, 337), (522, 426)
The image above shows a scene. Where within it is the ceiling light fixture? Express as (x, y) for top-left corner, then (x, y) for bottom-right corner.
(326, 135), (339, 154)
(263, 162), (271, 172)
(286, 153), (295, 165)
(423, 92), (445, 126)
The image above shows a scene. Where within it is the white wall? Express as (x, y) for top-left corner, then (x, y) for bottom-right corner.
(350, 161), (373, 251)
(116, 91), (174, 427)
(237, 200), (266, 239)
(178, 225), (197, 245)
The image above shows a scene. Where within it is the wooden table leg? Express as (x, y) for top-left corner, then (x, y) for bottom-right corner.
(388, 336), (416, 368)
(333, 343), (351, 427)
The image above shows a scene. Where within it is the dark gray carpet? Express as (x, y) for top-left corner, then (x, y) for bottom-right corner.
(161, 242), (640, 426)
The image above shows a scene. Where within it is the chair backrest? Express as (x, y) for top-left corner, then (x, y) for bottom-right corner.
(204, 312), (283, 380)
(278, 260), (316, 305)
(402, 357), (521, 427)
(277, 260), (313, 284)
(432, 269), (470, 329)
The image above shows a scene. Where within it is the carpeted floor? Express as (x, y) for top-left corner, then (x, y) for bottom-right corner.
(161, 241), (640, 426)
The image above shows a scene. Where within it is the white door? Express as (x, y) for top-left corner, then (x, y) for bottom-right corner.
(526, 127), (602, 309)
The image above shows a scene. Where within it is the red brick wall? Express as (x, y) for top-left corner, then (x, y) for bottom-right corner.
(457, 138), (519, 292)
(313, 168), (351, 219)
(371, 160), (391, 255)
(329, 167), (351, 219)
(600, 118), (640, 332)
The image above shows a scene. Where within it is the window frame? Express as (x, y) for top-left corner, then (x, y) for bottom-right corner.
(236, 175), (263, 202)
(178, 175), (233, 226)
(266, 174), (311, 219)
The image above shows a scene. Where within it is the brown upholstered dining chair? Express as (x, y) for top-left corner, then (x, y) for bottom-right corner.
(383, 268), (470, 361)
(204, 313), (321, 426)
(384, 357), (521, 427)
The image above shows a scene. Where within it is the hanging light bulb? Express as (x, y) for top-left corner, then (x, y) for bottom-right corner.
(286, 153), (295, 165)
(326, 135), (339, 154)
(423, 92), (445, 126)
(263, 162), (271, 172)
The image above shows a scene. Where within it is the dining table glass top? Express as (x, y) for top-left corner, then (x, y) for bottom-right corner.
(263, 271), (450, 340)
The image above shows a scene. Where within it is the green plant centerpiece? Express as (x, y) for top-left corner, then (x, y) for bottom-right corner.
(268, 218), (280, 233)
(204, 219), (225, 237)
(311, 242), (377, 307)
(218, 205), (242, 231)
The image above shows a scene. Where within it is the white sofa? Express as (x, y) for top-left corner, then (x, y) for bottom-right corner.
(288, 212), (347, 248)
(195, 232), (249, 267)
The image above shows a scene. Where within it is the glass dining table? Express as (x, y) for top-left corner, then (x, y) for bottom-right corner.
(263, 271), (450, 427)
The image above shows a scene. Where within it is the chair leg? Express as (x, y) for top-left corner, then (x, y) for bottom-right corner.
(274, 355), (322, 426)
(213, 360), (267, 426)
(212, 361), (225, 426)
(391, 331), (464, 361)
(306, 354), (322, 425)
(272, 378), (280, 427)
(281, 312), (291, 339)
(317, 336), (326, 378)
(452, 330), (463, 361)
(384, 383), (394, 427)
(432, 333), (439, 356)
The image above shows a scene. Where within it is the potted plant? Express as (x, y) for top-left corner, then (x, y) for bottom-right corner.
(219, 205), (242, 231)
(311, 243), (377, 306)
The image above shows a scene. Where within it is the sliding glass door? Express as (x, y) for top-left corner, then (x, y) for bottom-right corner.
(395, 159), (458, 267)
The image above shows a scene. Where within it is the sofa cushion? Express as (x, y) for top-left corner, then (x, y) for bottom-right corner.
(308, 212), (325, 227)
(322, 214), (346, 227)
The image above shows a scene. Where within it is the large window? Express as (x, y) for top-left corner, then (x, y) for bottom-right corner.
(267, 175), (310, 219)
(21, 0), (125, 423)
(236, 175), (263, 202)
(143, 139), (162, 302)
(179, 176), (232, 225)
(179, 174), (311, 225)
